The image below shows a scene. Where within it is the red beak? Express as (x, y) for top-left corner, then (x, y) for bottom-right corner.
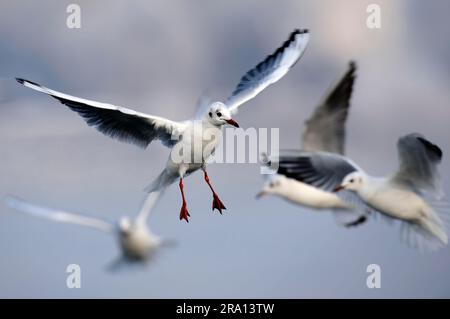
(225, 118), (239, 128)
(333, 185), (344, 192)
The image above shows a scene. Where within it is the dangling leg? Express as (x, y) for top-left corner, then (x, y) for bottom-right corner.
(179, 177), (190, 222)
(203, 169), (226, 214)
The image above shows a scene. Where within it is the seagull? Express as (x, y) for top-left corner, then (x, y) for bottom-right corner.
(5, 192), (173, 267)
(16, 29), (310, 222)
(257, 61), (367, 227)
(278, 133), (448, 251)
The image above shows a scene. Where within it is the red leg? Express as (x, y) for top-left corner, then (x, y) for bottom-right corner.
(203, 170), (226, 214)
(179, 178), (190, 222)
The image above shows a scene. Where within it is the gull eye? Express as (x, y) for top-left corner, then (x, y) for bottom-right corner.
(349, 179), (354, 183)
(209, 112), (212, 117)
(216, 112), (222, 117)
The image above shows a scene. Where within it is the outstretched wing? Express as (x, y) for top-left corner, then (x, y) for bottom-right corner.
(391, 133), (443, 198)
(136, 191), (163, 224)
(302, 61), (357, 154)
(6, 196), (114, 233)
(16, 78), (186, 148)
(276, 150), (360, 192)
(225, 29), (309, 114)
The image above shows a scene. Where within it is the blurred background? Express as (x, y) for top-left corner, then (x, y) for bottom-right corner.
(0, 0), (449, 298)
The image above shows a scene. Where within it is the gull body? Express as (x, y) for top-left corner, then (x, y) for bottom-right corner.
(16, 29), (310, 222)
(258, 175), (350, 210)
(258, 61), (367, 227)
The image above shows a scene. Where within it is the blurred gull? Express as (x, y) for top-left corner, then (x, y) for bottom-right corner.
(258, 61), (367, 227)
(5, 192), (173, 268)
(281, 133), (448, 251)
(16, 29), (310, 222)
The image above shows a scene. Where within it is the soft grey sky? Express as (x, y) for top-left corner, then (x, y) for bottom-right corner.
(0, 0), (449, 298)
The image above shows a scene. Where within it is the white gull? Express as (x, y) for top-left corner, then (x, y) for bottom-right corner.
(16, 29), (310, 222)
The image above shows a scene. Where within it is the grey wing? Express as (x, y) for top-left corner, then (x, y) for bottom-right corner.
(302, 61), (357, 154)
(391, 133), (443, 198)
(5, 196), (114, 233)
(225, 29), (309, 114)
(276, 151), (360, 192)
(16, 78), (185, 148)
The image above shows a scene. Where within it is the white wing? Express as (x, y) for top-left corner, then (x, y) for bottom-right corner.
(16, 78), (186, 148)
(302, 61), (356, 154)
(136, 191), (163, 224)
(193, 90), (213, 119)
(391, 133), (443, 198)
(276, 150), (361, 192)
(225, 29), (309, 114)
(6, 196), (114, 233)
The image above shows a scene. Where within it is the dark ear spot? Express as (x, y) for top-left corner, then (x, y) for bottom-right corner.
(209, 112), (212, 117)
(358, 177), (362, 183)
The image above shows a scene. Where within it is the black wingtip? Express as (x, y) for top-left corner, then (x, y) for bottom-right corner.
(348, 60), (357, 71)
(293, 28), (309, 35)
(417, 136), (443, 160)
(16, 78), (41, 87)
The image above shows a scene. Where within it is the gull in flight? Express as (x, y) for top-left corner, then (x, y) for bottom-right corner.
(257, 61), (367, 227)
(16, 29), (310, 222)
(279, 133), (448, 251)
(5, 192), (173, 268)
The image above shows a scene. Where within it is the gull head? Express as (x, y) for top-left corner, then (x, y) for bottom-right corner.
(256, 174), (287, 198)
(206, 102), (239, 128)
(335, 172), (364, 192)
(118, 216), (133, 234)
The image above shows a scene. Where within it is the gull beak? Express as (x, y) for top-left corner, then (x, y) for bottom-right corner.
(225, 118), (239, 128)
(255, 191), (267, 199)
(333, 185), (345, 192)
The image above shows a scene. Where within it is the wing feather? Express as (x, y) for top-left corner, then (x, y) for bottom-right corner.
(16, 78), (185, 148)
(302, 61), (356, 154)
(277, 151), (360, 192)
(391, 133), (443, 198)
(225, 29), (309, 114)
(6, 196), (113, 233)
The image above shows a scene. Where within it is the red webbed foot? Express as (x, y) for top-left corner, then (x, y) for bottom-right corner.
(179, 203), (190, 222)
(212, 193), (226, 214)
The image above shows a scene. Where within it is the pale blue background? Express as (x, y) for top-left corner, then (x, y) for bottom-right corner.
(0, 0), (449, 298)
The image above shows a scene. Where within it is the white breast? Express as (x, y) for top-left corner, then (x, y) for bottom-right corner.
(167, 121), (222, 171)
